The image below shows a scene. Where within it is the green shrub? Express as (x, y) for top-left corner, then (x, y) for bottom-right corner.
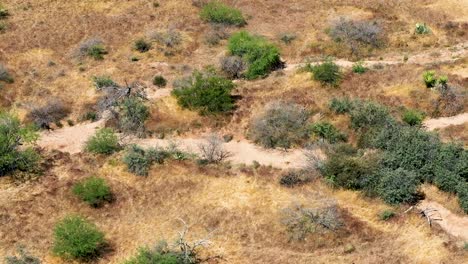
(279, 33), (297, 44)
(72, 176), (112, 207)
(87, 44), (107, 60)
(352, 61), (367, 74)
(83, 111), (98, 121)
(200, 1), (246, 26)
(350, 101), (391, 129)
(93, 76), (116, 89)
(153, 75), (167, 87)
(124, 246), (181, 264)
(119, 97), (150, 137)
(85, 128), (120, 155)
(423, 70), (437, 88)
(329, 97), (354, 114)
(402, 109), (425, 126)
(172, 71), (235, 114)
(433, 168), (462, 194)
(377, 168), (420, 205)
(53, 216), (105, 260)
(456, 182), (468, 213)
(379, 210), (395, 221)
(310, 121), (347, 143)
(311, 59), (342, 86)
(134, 38), (151, 53)
(227, 31), (281, 79)
(249, 101), (309, 149)
(123, 145), (170, 176)
(5, 247), (41, 264)
(415, 23), (430, 34)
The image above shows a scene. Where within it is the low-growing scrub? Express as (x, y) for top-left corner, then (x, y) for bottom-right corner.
(200, 1), (246, 26)
(85, 128), (120, 155)
(72, 176), (112, 207)
(0, 63), (14, 83)
(349, 100), (392, 129)
(124, 246), (181, 264)
(310, 121), (347, 143)
(379, 210), (395, 221)
(280, 169), (314, 187)
(227, 31), (281, 79)
(153, 75), (167, 87)
(249, 101), (310, 149)
(329, 97), (354, 114)
(93, 76), (116, 89)
(310, 59), (342, 87)
(172, 70), (235, 115)
(329, 17), (382, 55)
(220, 55), (245, 79)
(0, 4), (10, 19)
(402, 109), (425, 126)
(415, 23), (431, 34)
(148, 28), (182, 48)
(123, 145), (167, 176)
(134, 38), (151, 53)
(53, 216), (105, 260)
(5, 247), (41, 264)
(352, 61), (367, 74)
(119, 97), (150, 137)
(76, 38), (107, 60)
(26, 99), (70, 129)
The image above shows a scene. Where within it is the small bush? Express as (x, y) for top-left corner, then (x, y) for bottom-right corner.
(423, 70), (437, 88)
(310, 121), (347, 143)
(83, 111), (98, 122)
(350, 101), (391, 129)
(123, 145), (169, 176)
(198, 134), (231, 163)
(279, 33), (297, 44)
(153, 75), (167, 87)
(329, 97), (354, 114)
(379, 210), (395, 221)
(415, 23), (431, 34)
(76, 38), (107, 60)
(72, 176), (112, 207)
(311, 59), (341, 86)
(5, 247), (41, 264)
(280, 169), (314, 187)
(200, 1), (246, 26)
(220, 55), (245, 79)
(227, 31), (281, 79)
(402, 109), (425, 126)
(88, 45), (107, 60)
(0, 63), (14, 83)
(93, 76), (116, 89)
(53, 216), (105, 260)
(0, 4), (10, 19)
(249, 101), (309, 149)
(119, 97), (150, 137)
(0, 22), (7, 33)
(329, 18), (382, 55)
(124, 247), (181, 264)
(377, 168), (420, 205)
(172, 70), (235, 115)
(352, 61), (367, 74)
(134, 38), (152, 53)
(85, 128), (120, 155)
(26, 100), (70, 129)
(148, 29), (182, 48)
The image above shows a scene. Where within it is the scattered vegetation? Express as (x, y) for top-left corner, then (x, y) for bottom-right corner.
(200, 1), (246, 26)
(52, 216), (105, 260)
(153, 75), (167, 87)
(402, 109), (425, 126)
(123, 145), (166, 176)
(0, 4), (10, 19)
(379, 210), (395, 221)
(329, 18), (382, 55)
(249, 101), (310, 149)
(227, 31), (281, 79)
(148, 28), (182, 48)
(72, 176), (112, 207)
(220, 55), (245, 79)
(172, 70), (235, 115)
(352, 61), (367, 74)
(280, 169), (314, 187)
(310, 59), (342, 87)
(329, 97), (354, 114)
(26, 99), (70, 129)
(310, 121), (347, 143)
(93, 76), (116, 90)
(134, 38), (152, 53)
(415, 23), (431, 34)
(76, 38), (107, 60)
(124, 245), (180, 264)
(85, 128), (120, 155)
(5, 247), (41, 264)
(279, 33), (297, 44)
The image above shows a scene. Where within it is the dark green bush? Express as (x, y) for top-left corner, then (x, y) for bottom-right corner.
(123, 145), (170, 176)
(280, 169), (314, 187)
(311, 59), (342, 86)
(350, 100), (392, 129)
(415, 23), (431, 34)
(134, 38), (152, 53)
(310, 121), (347, 143)
(329, 97), (354, 114)
(53, 215), (105, 260)
(72, 176), (112, 207)
(402, 109), (425, 126)
(0, 4), (10, 19)
(456, 182), (468, 213)
(93, 76), (116, 89)
(249, 101), (309, 149)
(119, 97), (150, 137)
(172, 71), (235, 114)
(422, 70), (437, 88)
(200, 1), (246, 26)
(377, 168), (420, 205)
(85, 128), (120, 155)
(227, 31), (281, 79)
(433, 168), (462, 194)
(153, 75), (167, 87)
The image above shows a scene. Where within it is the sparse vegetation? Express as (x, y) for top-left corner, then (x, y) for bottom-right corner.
(93, 76), (116, 89)
(200, 1), (246, 26)
(280, 169), (314, 187)
(26, 99), (70, 129)
(153, 75), (167, 87)
(72, 176), (112, 207)
(123, 145), (171, 176)
(76, 38), (107, 60)
(124, 246), (181, 264)
(52, 215), (105, 260)
(415, 23), (431, 34)
(134, 38), (152, 53)
(198, 134), (231, 163)
(310, 59), (342, 86)
(148, 29), (182, 48)
(352, 61), (367, 74)
(379, 210), (395, 221)
(249, 101), (310, 149)
(85, 128), (120, 155)
(228, 31), (281, 79)
(310, 121), (347, 143)
(5, 247), (41, 264)
(329, 97), (354, 114)
(220, 55), (245, 79)
(0, 4), (10, 19)
(329, 18), (382, 55)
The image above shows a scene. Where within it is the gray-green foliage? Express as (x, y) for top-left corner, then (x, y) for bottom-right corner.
(85, 128), (120, 155)
(5, 247), (41, 264)
(119, 97), (150, 137)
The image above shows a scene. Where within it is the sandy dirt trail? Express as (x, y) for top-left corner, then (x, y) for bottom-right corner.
(423, 113), (468, 131)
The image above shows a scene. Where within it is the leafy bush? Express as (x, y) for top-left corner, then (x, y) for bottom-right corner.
(379, 210), (395, 221)
(352, 61), (367, 74)
(5, 247), (41, 264)
(227, 31), (281, 79)
(26, 99), (70, 129)
(329, 97), (354, 114)
(329, 18), (382, 55)
(119, 97), (150, 137)
(124, 246), (181, 264)
(423, 70), (437, 88)
(402, 109), (425, 126)
(433, 168), (462, 194)
(310, 122), (347, 143)
(311, 59), (341, 86)
(134, 38), (152, 53)
(200, 1), (246, 26)
(72, 176), (112, 207)
(220, 55), (245, 79)
(415, 23), (431, 34)
(0, 63), (14, 83)
(280, 169), (314, 187)
(350, 100), (391, 129)
(377, 168), (420, 205)
(93, 76), (116, 89)
(172, 71), (235, 115)
(53, 216), (105, 260)
(123, 145), (170, 176)
(456, 182), (468, 213)
(153, 75), (167, 87)
(0, 112), (40, 176)
(249, 101), (309, 149)
(85, 128), (120, 155)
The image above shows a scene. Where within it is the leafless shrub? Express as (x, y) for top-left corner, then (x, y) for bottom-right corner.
(281, 199), (343, 241)
(204, 25), (229, 46)
(280, 169), (316, 187)
(147, 28), (182, 48)
(26, 99), (70, 129)
(175, 218), (213, 263)
(198, 134), (232, 163)
(431, 84), (465, 116)
(96, 82), (147, 118)
(329, 17), (382, 55)
(172, 75), (192, 89)
(74, 38), (104, 57)
(220, 56), (245, 78)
